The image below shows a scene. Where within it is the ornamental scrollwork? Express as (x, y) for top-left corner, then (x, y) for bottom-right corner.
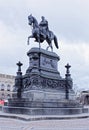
(23, 78), (31, 88)
(23, 75), (72, 90)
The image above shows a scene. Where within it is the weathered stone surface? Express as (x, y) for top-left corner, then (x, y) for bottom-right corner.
(26, 47), (61, 78)
(21, 48), (74, 101)
(3, 47), (83, 115)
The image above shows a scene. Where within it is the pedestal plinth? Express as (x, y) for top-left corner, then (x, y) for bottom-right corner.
(22, 47), (74, 101)
(3, 47), (84, 115)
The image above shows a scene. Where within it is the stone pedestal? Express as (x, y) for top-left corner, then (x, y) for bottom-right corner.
(3, 47), (84, 115)
(22, 48), (74, 100)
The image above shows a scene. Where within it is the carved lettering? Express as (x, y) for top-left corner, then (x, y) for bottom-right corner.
(42, 58), (56, 68)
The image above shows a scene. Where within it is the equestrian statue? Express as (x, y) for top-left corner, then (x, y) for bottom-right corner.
(27, 14), (59, 51)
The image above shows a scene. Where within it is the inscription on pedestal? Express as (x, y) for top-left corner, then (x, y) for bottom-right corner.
(41, 57), (57, 70)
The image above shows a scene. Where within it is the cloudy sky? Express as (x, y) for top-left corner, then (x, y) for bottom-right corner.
(0, 0), (89, 91)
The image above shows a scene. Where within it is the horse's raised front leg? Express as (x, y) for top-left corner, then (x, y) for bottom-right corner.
(27, 35), (33, 45)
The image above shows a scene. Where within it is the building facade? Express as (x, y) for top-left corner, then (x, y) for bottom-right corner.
(0, 74), (15, 100)
(79, 91), (89, 105)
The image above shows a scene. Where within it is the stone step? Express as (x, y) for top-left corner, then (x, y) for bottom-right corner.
(6, 99), (82, 108)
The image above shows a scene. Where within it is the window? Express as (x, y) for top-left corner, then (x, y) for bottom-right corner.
(7, 94), (10, 99)
(7, 84), (10, 91)
(1, 93), (4, 99)
(1, 84), (5, 91)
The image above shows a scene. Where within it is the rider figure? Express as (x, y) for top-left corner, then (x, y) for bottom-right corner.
(39, 16), (49, 39)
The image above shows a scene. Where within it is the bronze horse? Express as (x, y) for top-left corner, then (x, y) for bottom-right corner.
(27, 14), (59, 51)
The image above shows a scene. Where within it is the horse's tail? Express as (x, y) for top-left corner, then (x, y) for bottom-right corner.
(54, 35), (59, 49)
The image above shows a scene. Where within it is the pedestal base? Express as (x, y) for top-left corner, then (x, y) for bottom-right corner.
(3, 98), (84, 115)
(3, 106), (84, 115)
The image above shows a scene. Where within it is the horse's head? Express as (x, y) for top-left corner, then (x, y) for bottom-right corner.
(28, 14), (33, 25)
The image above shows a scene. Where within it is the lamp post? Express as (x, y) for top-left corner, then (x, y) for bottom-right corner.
(16, 61), (23, 75)
(65, 63), (71, 100)
(16, 61), (23, 98)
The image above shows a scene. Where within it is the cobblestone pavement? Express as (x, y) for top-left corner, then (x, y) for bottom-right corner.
(0, 117), (89, 130)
